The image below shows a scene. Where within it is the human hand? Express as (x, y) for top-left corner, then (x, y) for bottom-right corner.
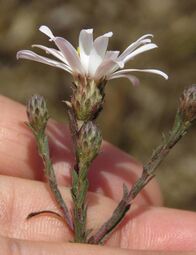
(0, 96), (195, 254)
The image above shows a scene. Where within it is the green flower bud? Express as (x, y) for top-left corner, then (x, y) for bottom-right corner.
(27, 95), (49, 132)
(76, 122), (102, 167)
(179, 85), (196, 123)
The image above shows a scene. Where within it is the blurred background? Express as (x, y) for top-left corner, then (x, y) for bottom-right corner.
(0, 0), (196, 210)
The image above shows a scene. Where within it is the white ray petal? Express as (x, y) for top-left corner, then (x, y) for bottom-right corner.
(93, 31), (113, 58)
(54, 37), (84, 74)
(94, 59), (124, 80)
(104, 51), (120, 60)
(130, 34), (153, 42)
(118, 34), (153, 61)
(119, 39), (152, 61)
(16, 50), (72, 73)
(123, 43), (158, 63)
(111, 68), (168, 80)
(109, 73), (140, 86)
(39, 25), (55, 41)
(32, 44), (70, 68)
(88, 31), (113, 76)
(79, 29), (93, 72)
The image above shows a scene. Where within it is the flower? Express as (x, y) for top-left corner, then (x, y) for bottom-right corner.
(16, 25), (168, 85)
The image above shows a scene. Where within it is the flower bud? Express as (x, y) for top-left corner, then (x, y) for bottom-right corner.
(76, 122), (102, 166)
(179, 85), (196, 123)
(27, 95), (49, 132)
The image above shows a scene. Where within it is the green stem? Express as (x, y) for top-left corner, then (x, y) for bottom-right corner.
(72, 167), (89, 243)
(66, 107), (89, 242)
(35, 131), (74, 231)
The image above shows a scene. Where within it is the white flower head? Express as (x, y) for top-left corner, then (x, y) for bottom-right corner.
(17, 25), (168, 85)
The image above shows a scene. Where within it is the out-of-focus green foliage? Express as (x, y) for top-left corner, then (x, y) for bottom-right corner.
(0, 0), (196, 210)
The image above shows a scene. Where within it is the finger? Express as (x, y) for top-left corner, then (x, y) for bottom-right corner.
(0, 175), (196, 251)
(0, 175), (112, 242)
(0, 95), (161, 206)
(111, 206), (196, 251)
(0, 236), (129, 255)
(2, 236), (193, 255)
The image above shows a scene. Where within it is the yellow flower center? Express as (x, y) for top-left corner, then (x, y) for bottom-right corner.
(77, 47), (80, 56)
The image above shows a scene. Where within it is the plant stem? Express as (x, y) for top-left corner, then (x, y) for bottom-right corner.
(27, 95), (74, 231)
(88, 114), (190, 244)
(66, 106), (88, 242)
(67, 102), (102, 242)
(71, 167), (89, 243)
(35, 131), (74, 231)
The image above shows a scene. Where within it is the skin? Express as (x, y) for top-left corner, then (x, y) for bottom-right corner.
(0, 95), (196, 254)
